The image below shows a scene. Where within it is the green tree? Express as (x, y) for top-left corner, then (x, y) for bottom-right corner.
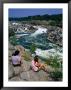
(10, 35), (18, 46)
(9, 28), (15, 37)
(48, 20), (56, 26)
(30, 43), (36, 53)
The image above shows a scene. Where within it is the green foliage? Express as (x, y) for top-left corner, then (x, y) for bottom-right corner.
(23, 50), (32, 61)
(50, 70), (62, 81)
(45, 55), (62, 69)
(30, 20), (48, 25)
(9, 14), (62, 21)
(50, 55), (60, 68)
(9, 28), (15, 37)
(45, 55), (62, 81)
(48, 20), (56, 26)
(9, 14), (62, 27)
(10, 36), (18, 46)
(30, 43), (36, 53)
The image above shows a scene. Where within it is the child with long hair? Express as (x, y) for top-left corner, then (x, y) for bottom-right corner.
(31, 55), (47, 72)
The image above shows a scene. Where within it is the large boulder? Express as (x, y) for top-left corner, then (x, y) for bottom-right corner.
(15, 45), (25, 58)
(21, 60), (31, 71)
(20, 69), (48, 81)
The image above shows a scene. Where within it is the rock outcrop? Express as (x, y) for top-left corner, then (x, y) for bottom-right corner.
(47, 26), (62, 47)
(9, 59), (51, 81)
(9, 43), (55, 81)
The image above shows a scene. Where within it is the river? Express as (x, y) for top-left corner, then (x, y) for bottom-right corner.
(15, 25), (62, 59)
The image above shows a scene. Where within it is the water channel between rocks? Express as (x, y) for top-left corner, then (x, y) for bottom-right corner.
(12, 25), (62, 60)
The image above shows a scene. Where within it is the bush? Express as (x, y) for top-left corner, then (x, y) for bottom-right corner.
(50, 70), (62, 81)
(10, 36), (18, 46)
(50, 56), (60, 68)
(9, 28), (15, 37)
(45, 55), (62, 81)
(48, 20), (56, 26)
(45, 55), (62, 69)
(23, 50), (32, 61)
(30, 43), (36, 53)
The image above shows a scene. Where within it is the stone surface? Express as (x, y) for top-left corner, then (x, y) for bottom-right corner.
(10, 76), (22, 81)
(21, 60), (31, 71)
(8, 62), (14, 79)
(13, 66), (23, 75)
(9, 58), (49, 81)
(20, 72), (29, 81)
(9, 43), (62, 81)
(47, 26), (62, 46)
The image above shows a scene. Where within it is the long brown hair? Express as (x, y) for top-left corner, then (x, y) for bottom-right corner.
(34, 55), (38, 62)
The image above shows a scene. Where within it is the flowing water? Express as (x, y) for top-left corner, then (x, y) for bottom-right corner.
(15, 25), (62, 59)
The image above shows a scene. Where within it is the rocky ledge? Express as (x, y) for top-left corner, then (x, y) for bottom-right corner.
(9, 44), (57, 81)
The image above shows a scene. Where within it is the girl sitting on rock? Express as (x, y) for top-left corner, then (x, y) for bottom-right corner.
(31, 55), (47, 72)
(12, 50), (22, 67)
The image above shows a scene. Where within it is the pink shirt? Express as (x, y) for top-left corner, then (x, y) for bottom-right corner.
(31, 60), (38, 71)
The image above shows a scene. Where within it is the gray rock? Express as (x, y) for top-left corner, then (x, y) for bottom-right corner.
(13, 66), (23, 75)
(9, 42), (15, 50)
(10, 76), (22, 81)
(20, 60), (48, 81)
(21, 60), (31, 71)
(20, 70), (47, 81)
(20, 72), (29, 81)
(46, 65), (55, 72)
(8, 63), (14, 79)
(37, 70), (48, 81)
(26, 70), (40, 81)
(8, 59), (54, 81)
(47, 26), (62, 46)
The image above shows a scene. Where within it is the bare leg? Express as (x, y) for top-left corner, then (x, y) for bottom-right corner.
(39, 64), (48, 72)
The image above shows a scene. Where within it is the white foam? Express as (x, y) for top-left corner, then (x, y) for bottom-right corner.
(35, 48), (62, 59)
(31, 26), (47, 37)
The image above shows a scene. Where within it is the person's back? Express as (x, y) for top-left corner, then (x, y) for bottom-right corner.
(12, 55), (21, 65)
(12, 50), (21, 66)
